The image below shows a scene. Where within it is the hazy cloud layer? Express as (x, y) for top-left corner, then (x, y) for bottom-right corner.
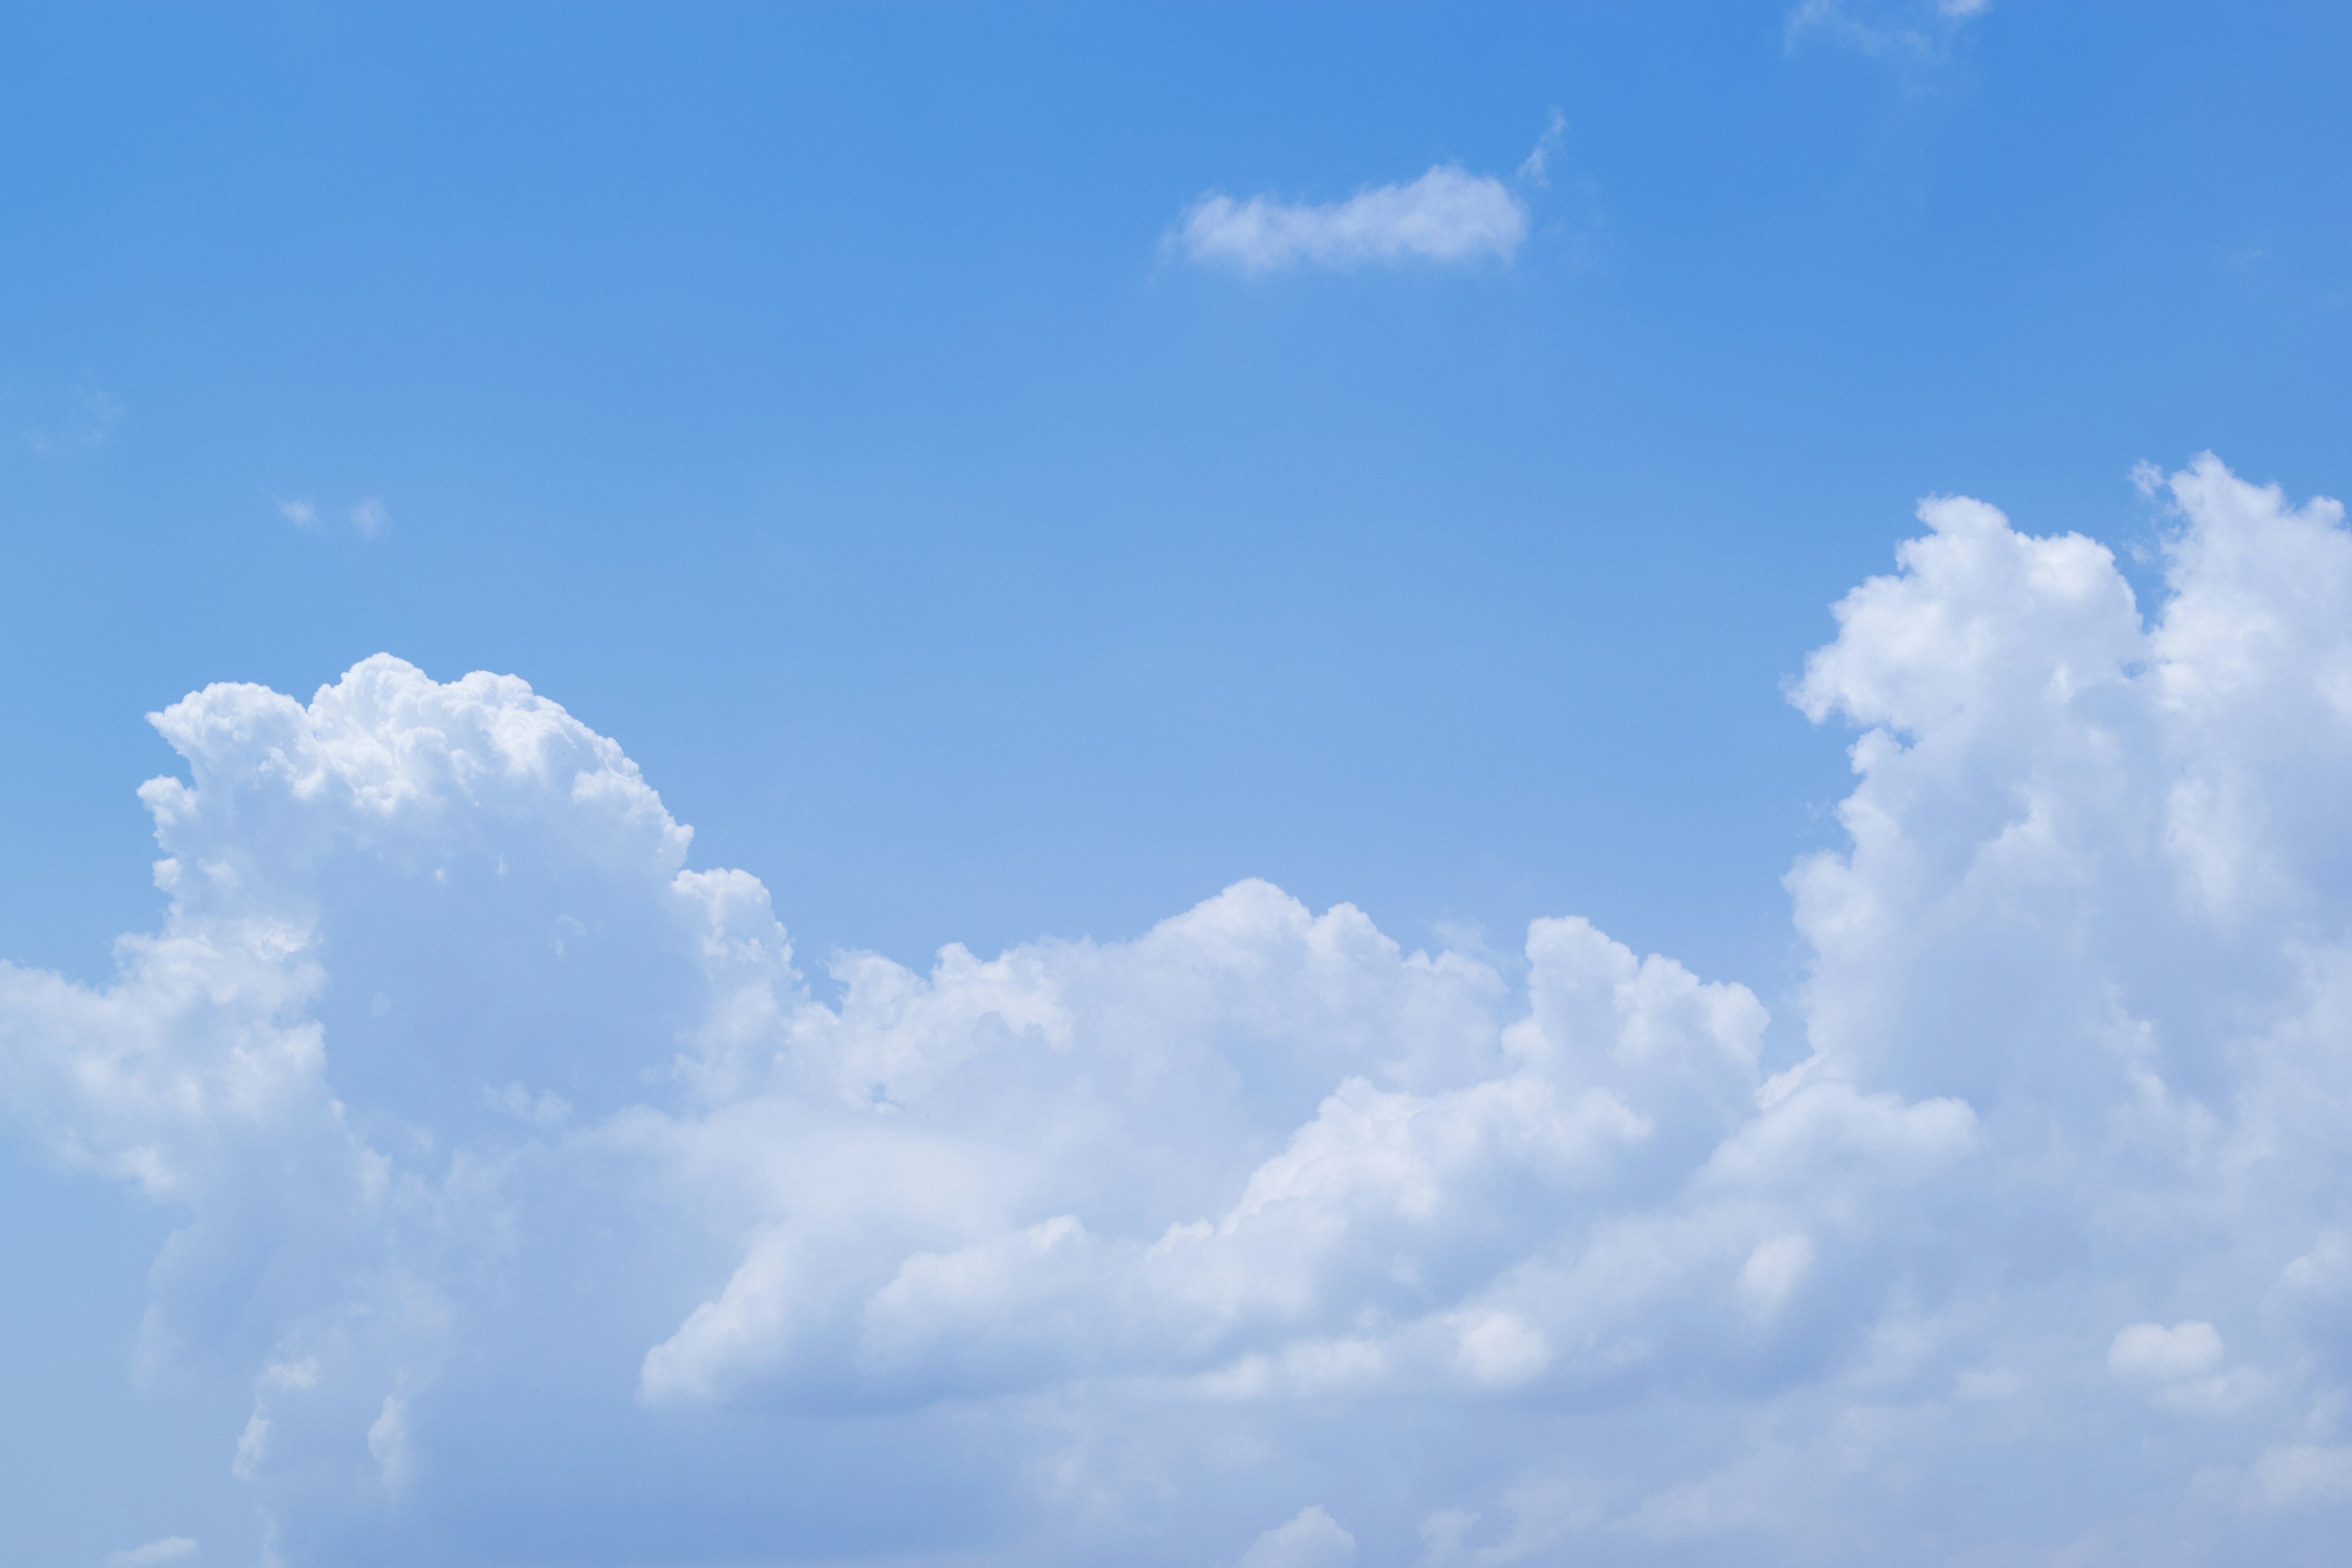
(9, 456), (2352, 1562)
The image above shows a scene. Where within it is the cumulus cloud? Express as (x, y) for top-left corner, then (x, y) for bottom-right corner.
(1172, 164), (1526, 273)
(9, 454), (2352, 1561)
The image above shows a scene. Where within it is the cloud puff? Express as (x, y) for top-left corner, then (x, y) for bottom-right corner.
(9, 455), (2352, 1561)
(1173, 164), (1526, 273)
(1236, 1506), (1355, 1568)
(2111, 1320), (2225, 1383)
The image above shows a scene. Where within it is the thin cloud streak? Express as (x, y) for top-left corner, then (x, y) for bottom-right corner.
(1172, 164), (1526, 273)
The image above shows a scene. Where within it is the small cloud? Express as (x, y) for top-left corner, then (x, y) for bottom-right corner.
(24, 379), (124, 454)
(1457, 1311), (1553, 1389)
(107, 1539), (197, 1568)
(350, 497), (390, 539)
(1172, 164), (1526, 274)
(2108, 1320), (2263, 1414)
(1517, 110), (1569, 188)
(1786, 0), (1988, 58)
(1737, 1232), (1816, 1320)
(232, 1411), (268, 1481)
(1236, 1506), (1355, 1568)
(279, 498), (318, 527)
(488, 1081), (573, 1128)
(369, 1389), (413, 1493)
(2108, 1319), (2222, 1382)
(262, 1355), (320, 1391)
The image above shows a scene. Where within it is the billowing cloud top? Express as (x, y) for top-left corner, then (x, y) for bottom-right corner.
(10, 455), (2352, 1562)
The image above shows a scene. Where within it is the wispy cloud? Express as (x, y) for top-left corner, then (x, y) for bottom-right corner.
(107, 1539), (197, 1568)
(1786, 0), (1988, 58)
(1517, 110), (1569, 188)
(281, 495), (390, 537)
(23, 379), (124, 454)
(1172, 164), (1526, 273)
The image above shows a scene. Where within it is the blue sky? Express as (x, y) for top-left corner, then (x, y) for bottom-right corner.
(6, 5), (2352, 1566)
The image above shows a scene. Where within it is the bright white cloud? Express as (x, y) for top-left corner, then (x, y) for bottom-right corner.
(10, 454), (2352, 1561)
(1174, 164), (1526, 273)
(2110, 1320), (2225, 1382)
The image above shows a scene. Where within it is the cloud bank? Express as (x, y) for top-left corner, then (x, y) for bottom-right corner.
(1172, 164), (1526, 273)
(8, 456), (2352, 1562)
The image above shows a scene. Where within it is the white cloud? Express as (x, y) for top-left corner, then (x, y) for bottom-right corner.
(1173, 164), (1526, 273)
(1786, 0), (1988, 58)
(106, 1540), (197, 1568)
(1237, 1506), (1355, 1568)
(366, 1389), (412, 1493)
(2246, 1444), (2352, 1511)
(1517, 111), (1568, 188)
(279, 498), (317, 527)
(349, 497), (389, 538)
(10, 455), (2352, 1560)
(1736, 1232), (1815, 1319)
(2111, 1321), (2266, 1416)
(1455, 1310), (1552, 1389)
(2109, 1320), (2224, 1382)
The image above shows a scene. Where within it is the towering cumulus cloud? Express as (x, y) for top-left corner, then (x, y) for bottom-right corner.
(6, 455), (2352, 1563)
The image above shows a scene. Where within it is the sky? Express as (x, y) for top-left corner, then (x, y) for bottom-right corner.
(4, 4), (2352, 1565)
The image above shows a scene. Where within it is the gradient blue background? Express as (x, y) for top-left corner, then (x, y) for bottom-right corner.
(2, 4), (2348, 1559)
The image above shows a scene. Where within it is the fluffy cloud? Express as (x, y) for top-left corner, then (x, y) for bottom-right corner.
(9, 454), (2352, 1562)
(1172, 165), (1526, 273)
(1237, 1506), (1355, 1568)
